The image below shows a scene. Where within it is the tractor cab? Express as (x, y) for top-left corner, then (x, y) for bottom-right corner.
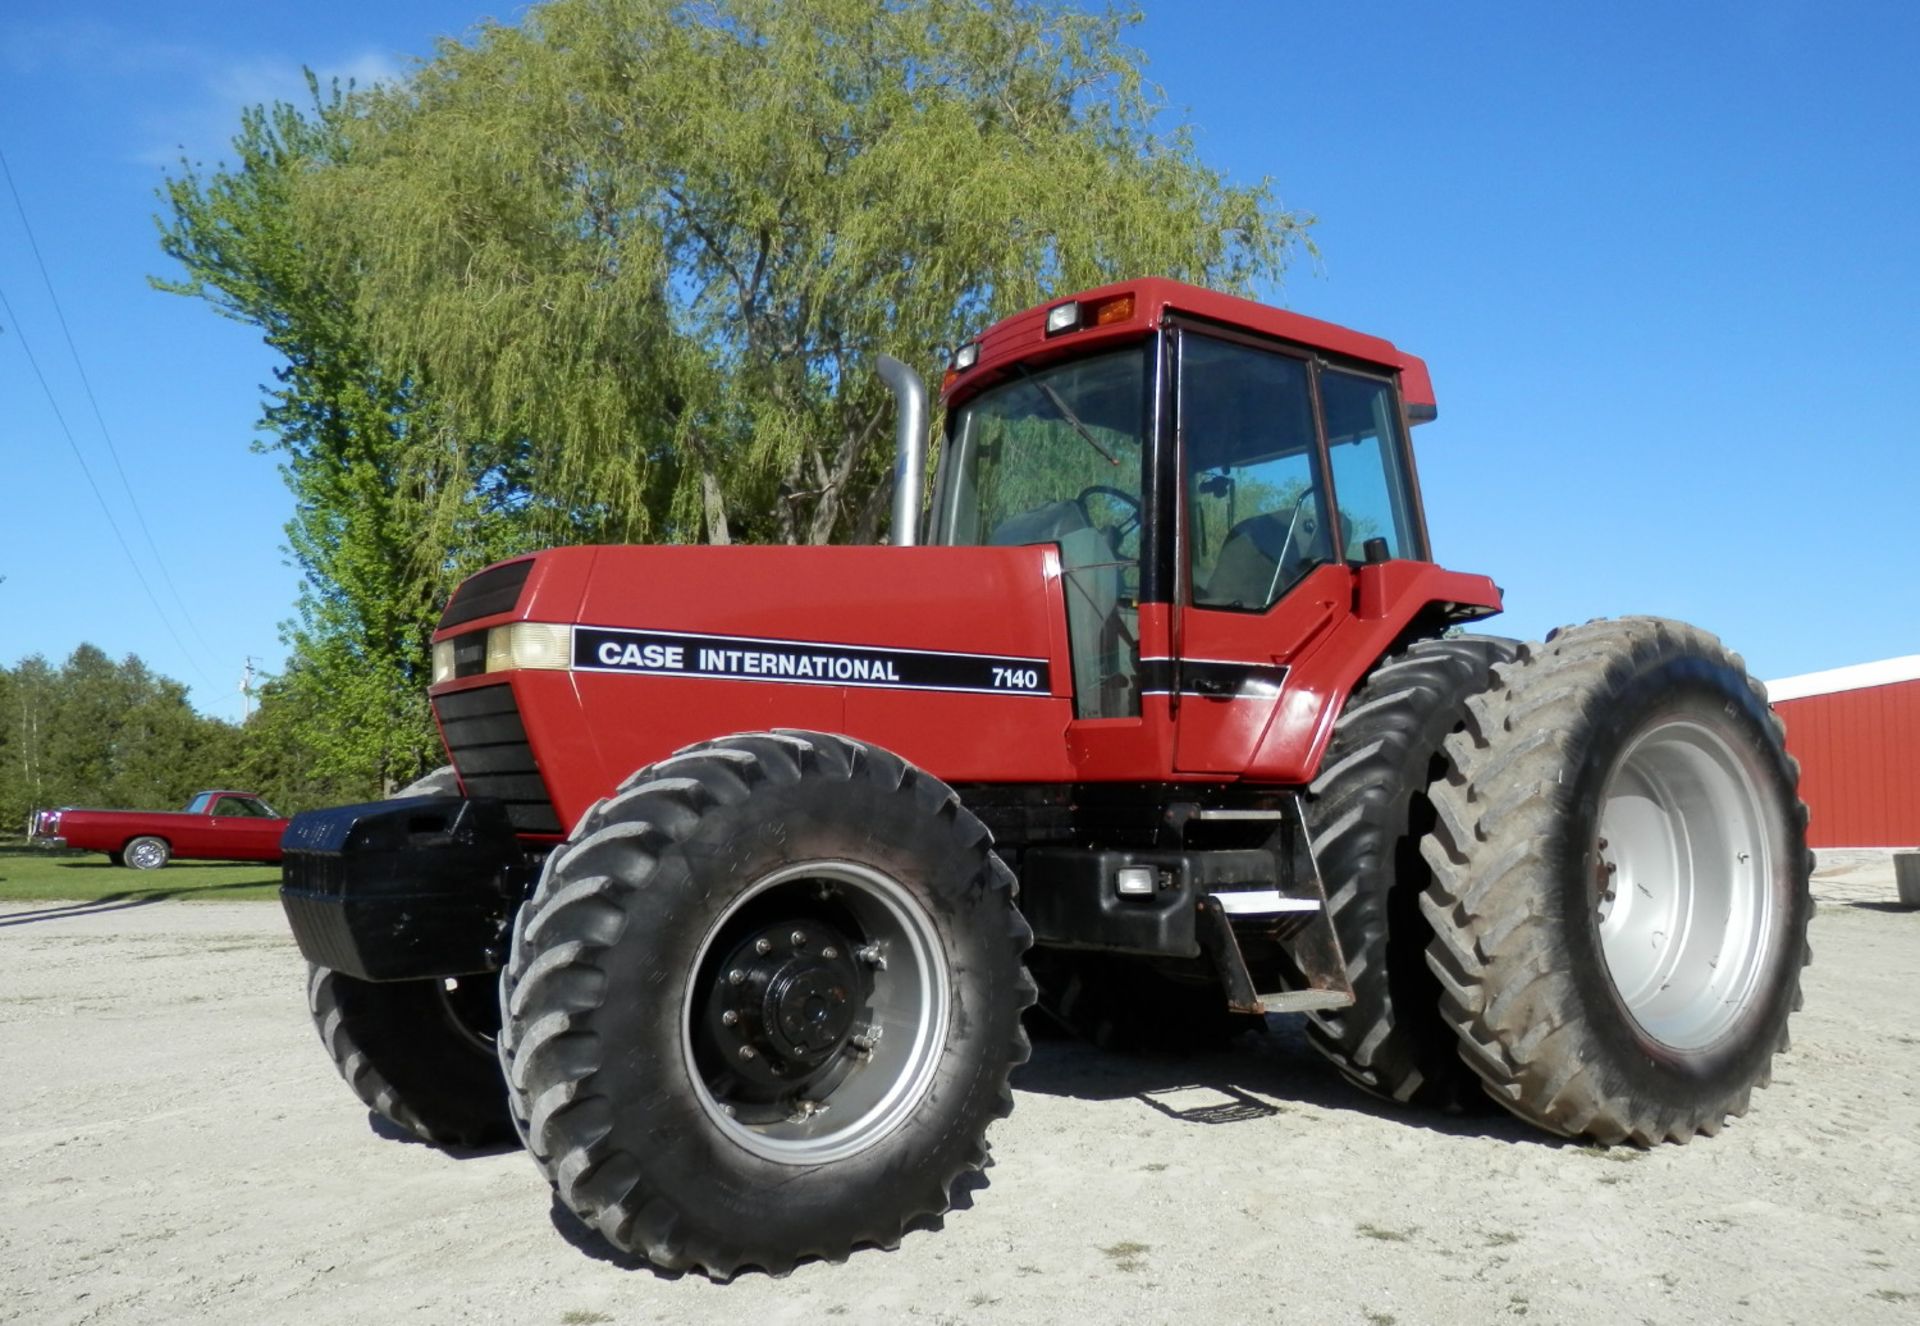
(928, 277), (1472, 778)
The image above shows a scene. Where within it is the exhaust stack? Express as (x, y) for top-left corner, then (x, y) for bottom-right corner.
(877, 355), (927, 547)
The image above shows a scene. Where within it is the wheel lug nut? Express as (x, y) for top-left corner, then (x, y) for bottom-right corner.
(728, 968), (746, 985)
(755, 937), (773, 955)
(821, 945), (838, 960)
(855, 943), (886, 969)
(791, 930), (807, 948)
(737, 1045), (756, 1061)
(722, 1009), (739, 1026)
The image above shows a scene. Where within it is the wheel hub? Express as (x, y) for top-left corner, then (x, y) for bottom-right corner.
(706, 920), (865, 1092)
(684, 859), (950, 1165)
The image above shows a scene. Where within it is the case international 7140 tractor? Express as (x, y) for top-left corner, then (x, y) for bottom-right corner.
(280, 278), (1812, 1277)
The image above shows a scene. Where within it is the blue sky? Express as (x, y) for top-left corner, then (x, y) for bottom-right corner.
(2, 1), (1915, 719)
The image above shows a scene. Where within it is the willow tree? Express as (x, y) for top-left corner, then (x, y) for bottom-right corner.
(155, 90), (540, 794)
(303, 0), (1310, 546)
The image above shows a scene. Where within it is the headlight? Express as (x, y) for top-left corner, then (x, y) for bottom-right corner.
(485, 622), (571, 672)
(431, 639), (457, 684)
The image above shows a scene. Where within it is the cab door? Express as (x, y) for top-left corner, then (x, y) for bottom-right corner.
(1170, 330), (1349, 775)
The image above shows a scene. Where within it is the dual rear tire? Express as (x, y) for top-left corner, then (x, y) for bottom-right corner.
(1309, 618), (1810, 1142)
(1419, 618), (1812, 1142)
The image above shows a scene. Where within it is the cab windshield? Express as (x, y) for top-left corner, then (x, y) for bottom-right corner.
(934, 347), (1147, 717)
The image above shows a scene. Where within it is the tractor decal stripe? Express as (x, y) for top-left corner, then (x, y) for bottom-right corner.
(1137, 657), (1289, 698)
(571, 625), (1053, 697)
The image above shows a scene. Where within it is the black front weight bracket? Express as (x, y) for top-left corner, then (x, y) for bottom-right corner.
(279, 795), (537, 982)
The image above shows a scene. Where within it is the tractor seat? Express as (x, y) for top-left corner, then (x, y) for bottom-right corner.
(1203, 505), (1319, 609)
(988, 500), (1130, 710)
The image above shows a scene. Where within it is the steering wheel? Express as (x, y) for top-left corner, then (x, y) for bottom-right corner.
(1075, 485), (1143, 552)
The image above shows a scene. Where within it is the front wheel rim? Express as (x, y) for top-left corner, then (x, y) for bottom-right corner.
(1594, 718), (1777, 1052)
(682, 860), (950, 1165)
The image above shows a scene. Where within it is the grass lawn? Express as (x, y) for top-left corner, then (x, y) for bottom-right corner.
(0, 848), (281, 903)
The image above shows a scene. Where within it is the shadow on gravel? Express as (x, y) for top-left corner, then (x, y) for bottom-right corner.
(0, 879), (275, 927)
(548, 1197), (673, 1275)
(365, 1112), (522, 1157)
(1013, 1015), (1556, 1147)
(1845, 901), (1918, 914)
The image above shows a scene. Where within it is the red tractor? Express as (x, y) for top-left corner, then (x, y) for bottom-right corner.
(281, 278), (1811, 1276)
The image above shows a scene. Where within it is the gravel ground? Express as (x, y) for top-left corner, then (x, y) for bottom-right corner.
(2, 852), (1916, 1325)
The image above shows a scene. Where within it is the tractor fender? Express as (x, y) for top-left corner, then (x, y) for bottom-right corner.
(1240, 562), (1503, 785)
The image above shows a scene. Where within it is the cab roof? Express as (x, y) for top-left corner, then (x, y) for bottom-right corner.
(941, 276), (1436, 421)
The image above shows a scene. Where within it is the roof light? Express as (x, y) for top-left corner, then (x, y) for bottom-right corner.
(1088, 293), (1135, 327)
(1044, 302), (1082, 336)
(953, 342), (980, 371)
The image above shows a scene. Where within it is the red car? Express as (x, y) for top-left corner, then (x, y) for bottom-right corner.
(27, 791), (289, 870)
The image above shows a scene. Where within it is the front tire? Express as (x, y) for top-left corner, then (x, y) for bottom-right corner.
(307, 964), (515, 1147)
(1420, 618), (1812, 1144)
(500, 731), (1034, 1276)
(303, 764), (514, 1149)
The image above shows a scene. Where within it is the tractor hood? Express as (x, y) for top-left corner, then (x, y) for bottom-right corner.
(428, 545), (1079, 835)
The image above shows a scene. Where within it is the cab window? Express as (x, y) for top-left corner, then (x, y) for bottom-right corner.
(1182, 336), (1332, 611)
(935, 347), (1148, 719)
(1320, 369), (1422, 562)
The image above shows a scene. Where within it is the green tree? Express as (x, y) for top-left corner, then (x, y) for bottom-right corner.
(155, 90), (538, 795)
(302, 0), (1310, 547)
(0, 647), (247, 833)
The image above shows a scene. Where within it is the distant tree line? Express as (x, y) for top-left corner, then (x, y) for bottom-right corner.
(0, 646), (370, 838)
(150, 0), (1310, 797)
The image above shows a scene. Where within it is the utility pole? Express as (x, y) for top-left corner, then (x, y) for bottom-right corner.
(240, 656), (258, 720)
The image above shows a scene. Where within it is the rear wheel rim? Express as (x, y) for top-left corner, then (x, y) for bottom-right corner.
(128, 840), (165, 869)
(1595, 718), (1776, 1051)
(682, 859), (949, 1165)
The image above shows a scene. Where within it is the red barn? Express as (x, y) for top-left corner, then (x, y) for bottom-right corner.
(1768, 656), (1920, 849)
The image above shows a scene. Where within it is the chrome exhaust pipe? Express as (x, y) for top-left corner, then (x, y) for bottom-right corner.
(877, 354), (926, 547)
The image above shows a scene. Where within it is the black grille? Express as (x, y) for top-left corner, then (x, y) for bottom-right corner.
(440, 558), (534, 628)
(451, 630), (489, 678)
(434, 684), (563, 834)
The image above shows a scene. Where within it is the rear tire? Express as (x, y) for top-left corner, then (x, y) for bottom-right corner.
(1420, 618), (1812, 1144)
(499, 731), (1034, 1276)
(1303, 634), (1516, 1108)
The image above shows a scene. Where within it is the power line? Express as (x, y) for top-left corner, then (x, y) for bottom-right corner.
(0, 145), (223, 670)
(0, 278), (215, 687)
